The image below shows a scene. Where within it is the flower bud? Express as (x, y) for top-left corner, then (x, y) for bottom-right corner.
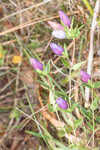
(52, 30), (66, 39)
(50, 42), (64, 56)
(59, 10), (71, 28)
(56, 97), (68, 110)
(80, 70), (91, 83)
(48, 21), (64, 31)
(30, 58), (43, 71)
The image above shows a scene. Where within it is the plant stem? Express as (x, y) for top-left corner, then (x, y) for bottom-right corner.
(82, 0), (93, 16)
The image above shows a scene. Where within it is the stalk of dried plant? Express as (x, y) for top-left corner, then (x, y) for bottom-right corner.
(85, 0), (100, 107)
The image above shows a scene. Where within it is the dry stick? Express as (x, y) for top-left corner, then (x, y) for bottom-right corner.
(0, 11), (79, 37)
(0, 87), (25, 100)
(16, 105), (48, 129)
(2, 36), (28, 46)
(85, 0), (100, 107)
(72, 40), (81, 118)
(0, 0), (51, 22)
(69, 39), (76, 107)
(9, 0), (18, 7)
(72, 39), (75, 65)
(74, 81), (82, 119)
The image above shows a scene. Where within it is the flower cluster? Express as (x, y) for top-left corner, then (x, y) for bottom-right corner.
(50, 42), (64, 56)
(49, 10), (71, 56)
(80, 70), (91, 83)
(29, 11), (91, 110)
(30, 58), (43, 71)
(48, 10), (71, 39)
(56, 97), (68, 110)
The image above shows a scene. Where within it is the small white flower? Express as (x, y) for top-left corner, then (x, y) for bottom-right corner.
(52, 30), (66, 39)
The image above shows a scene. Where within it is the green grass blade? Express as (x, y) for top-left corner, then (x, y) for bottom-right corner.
(82, 0), (93, 16)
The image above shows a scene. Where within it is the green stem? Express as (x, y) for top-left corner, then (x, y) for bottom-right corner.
(23, 48), (30, 59)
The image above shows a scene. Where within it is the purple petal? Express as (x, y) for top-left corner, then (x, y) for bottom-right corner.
(30, 58), (43, 71)
(50, 42), (64, 56)
(56, 97), (68, 110)
(80, 70), (91, 83)
(48, 21), (64, 31)
(59, 10), (71, 28)
(52, 30), (66, 39)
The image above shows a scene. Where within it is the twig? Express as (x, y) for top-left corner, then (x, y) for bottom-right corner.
(2, 36), (27, 46)
(74, 81), (82, 119)
(85, 0), (100, 107)
(0, 0), (51, 22)
(0, 87), (25, 100)
(0, 11), (79, 36)
(0, 78), (16, 93)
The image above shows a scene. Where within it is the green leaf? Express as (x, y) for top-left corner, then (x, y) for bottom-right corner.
(49, 89), (55, 105)
(25, 130), (47, 138)
(63, 43), (69, 59)
(70, 145), (89, 150)
(62, 76), (69, 84)
(10, 109), (20, 120)
(0, 45), (7, 66)
(96, 116), (100, 123)
(0, 59), (4, 66)
(82, 82), (92, 89)
(53, 139), (70, 150)
(27, 41), (40, 49)
(62, 112), (75, 128)
(57, 130), (65, 137)
(44, 60), (50, 74)
(61, 58), (70, 68)
(74, 118), (83, 129)
(86, 121), (93, 130)
(66, 103), (78, 113)
(92, 148), (100, 150)
(81, 0), (93, 16)
(71, 61), (86, 70)
(80, 107), (92, 120)
(93, 81), (100, 88)
(48, 104), (55, 112)
(90, 97), (99, 110)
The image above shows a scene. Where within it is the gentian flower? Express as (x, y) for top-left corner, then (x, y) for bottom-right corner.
(50, 42), (64, 56)
(59, 10), (71, 28)
(30, 58), (43, 71)
(48, 21), (64, 31)
(52, 30), (66, 39)
(56, 97), (68, 110)
(80, 70), (91, 83)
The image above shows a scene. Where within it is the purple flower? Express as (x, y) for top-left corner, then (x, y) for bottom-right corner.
(80, 70), (91, 83)
(50, 42), (64, 56)
(48, 21), (64, 31)
(59, 10), (71, 28)
(30, 58), (43, 71)
(56, 97), (68, 110)
(52, 30), (66, 39)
